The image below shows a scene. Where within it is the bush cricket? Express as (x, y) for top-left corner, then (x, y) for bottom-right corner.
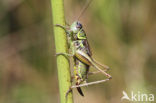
(55, 0), (112, 98)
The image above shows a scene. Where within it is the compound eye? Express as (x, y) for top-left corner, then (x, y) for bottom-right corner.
(76, 22), (82, 28)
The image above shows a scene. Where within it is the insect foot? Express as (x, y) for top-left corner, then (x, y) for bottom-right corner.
(106, 73), (112, 80)
(65, 87), (72, 99)
(107, 73), (112, 79)
(54, 24), (62, 27)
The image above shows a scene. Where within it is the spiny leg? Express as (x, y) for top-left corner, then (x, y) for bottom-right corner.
(71, 78), (111, 88)
(89, 64), (112, 79)
(94, 68), (112, 79)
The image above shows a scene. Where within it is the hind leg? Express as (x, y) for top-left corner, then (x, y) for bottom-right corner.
(71, 78), (111, 89)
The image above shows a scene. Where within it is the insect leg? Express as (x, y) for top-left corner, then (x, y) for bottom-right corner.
(56, 53), (73, 57)
(88, 64), (110, 76)
(65, 87), (72, 100)
(55, 53), (73, 61)
(65, 76), (75, 98)
(56, 40), (76, 56)
(75, 50), (112, 79)
(55, 24), (67, 29)
(55, 24), (69, 34)
(71, 78), (110, 88)
(91, 62), (112, 79)
(65, 67), (76, 98)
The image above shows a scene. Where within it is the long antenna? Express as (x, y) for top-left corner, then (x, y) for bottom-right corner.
(76, 0), (93, 21)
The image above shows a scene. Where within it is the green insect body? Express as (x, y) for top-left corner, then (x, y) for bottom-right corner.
(74, 58), (89, 96)
(56, 21), (112, 97)
(69, 22), (91, 96)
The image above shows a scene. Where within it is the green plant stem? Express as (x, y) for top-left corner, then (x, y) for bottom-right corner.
(51, 0), (73, 103)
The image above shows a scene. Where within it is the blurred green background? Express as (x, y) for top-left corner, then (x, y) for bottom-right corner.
(0, 0), (156, 103)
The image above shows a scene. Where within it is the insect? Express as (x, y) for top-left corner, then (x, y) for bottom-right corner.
(55, 0), (112, 97)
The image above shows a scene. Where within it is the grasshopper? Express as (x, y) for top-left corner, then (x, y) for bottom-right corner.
(55, 0), (112, 97)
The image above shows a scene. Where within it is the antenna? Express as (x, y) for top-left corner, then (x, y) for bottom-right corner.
(76, 0), (93, 21)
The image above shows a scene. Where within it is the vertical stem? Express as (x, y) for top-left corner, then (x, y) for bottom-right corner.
(51, 0), (73, 103)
